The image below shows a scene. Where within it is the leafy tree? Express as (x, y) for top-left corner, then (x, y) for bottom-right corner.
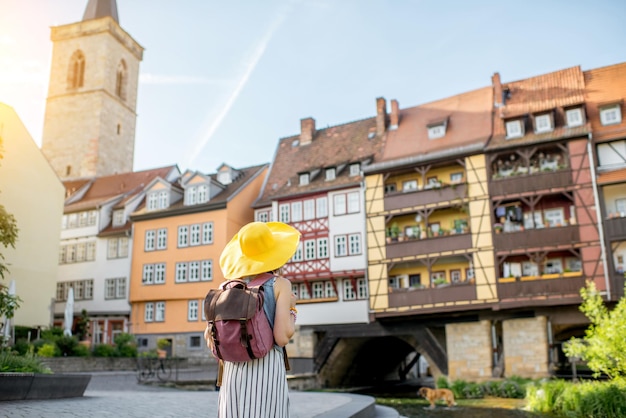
(564, 281), (626, 379)
(0, 139), (22, 339)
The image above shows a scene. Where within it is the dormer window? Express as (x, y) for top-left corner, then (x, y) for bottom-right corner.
(505, 119), (524, 139)
(349, 163), (360, 176)
(427, 121), (447, 139)
(185, 184), (209, 205)
(534, 113), (553, 133)
(600, 104), (622, 126)
(325, 168), (336, 181)
(299, 173), (310, 186)
(147, 191), (169, 211)
(566, 107), (585, 127)
(112, 209), (125, 227)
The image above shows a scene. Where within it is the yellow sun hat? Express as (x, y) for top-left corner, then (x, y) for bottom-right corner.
(219, 221), (301, 279)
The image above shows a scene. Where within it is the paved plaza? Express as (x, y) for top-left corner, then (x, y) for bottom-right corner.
(0, 371), (398, 418)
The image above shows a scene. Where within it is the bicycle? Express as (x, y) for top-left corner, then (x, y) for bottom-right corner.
(136, 356), (171, 382)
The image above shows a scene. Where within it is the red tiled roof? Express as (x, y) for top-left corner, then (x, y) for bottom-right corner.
(254, 118), (386, 207)
(381, 87), (493, 163)
(584, 62), (626, 142)
(64, 165), (178, 212)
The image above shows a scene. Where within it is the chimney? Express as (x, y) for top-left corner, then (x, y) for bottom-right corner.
(492, 72), (503, 108)
(376, 97), (387, 136)
(300, 117), (315, 146)
(390, 99), (399, 130)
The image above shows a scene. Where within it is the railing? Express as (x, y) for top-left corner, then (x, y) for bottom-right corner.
(388, 282), (476, 307)
(492, 225), (580, 251)
(384, 184), (467, 211)
(604, 217), (626, 241)
(497, 275), (586, 302)
(490, 169), (572, 196)
(386, 233), (472, 259)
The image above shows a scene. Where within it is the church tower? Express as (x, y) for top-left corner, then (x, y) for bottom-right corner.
(41, 0), (144, 180)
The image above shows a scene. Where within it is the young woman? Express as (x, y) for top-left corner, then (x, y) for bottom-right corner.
(206, 221), (300, 418)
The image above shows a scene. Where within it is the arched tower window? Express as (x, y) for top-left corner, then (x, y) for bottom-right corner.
(67, 50), (85, 89)
(115, 60), (127, 100)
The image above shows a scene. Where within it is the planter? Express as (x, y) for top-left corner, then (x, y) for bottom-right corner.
(0, 373), (91, 401)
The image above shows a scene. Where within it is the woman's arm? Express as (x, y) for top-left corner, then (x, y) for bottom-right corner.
(273, 276), (296, 347)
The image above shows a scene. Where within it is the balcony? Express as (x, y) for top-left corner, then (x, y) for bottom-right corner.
(604, 217), (626, 241)
(386, 233), (472, 259)
(492, 225), (580, 252)
(490, 169), (572, 197)
(497, 275), (586, 307)
(388, 282), (476, 308)
(384, 184), (467, 212)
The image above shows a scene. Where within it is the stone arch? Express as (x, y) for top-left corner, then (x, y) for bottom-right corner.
(67, 50), (85, 89)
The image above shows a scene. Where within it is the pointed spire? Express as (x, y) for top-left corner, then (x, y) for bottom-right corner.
(83, 0), (119, 23)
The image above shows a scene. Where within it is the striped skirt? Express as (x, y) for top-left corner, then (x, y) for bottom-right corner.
(218, 347), (289, 418)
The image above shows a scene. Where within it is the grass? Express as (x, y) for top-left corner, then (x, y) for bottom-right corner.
(376, 397), (549, 418)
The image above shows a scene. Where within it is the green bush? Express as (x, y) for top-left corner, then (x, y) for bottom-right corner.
(498, 380), (524, 398)
(0, 351), (52, 373)
(482, 380), (501, 396)
(463, 382), (485, 399)
(449, 379), (469, 399)
(114, 333), (137, 357)
(36, 343), (58, 358)
(92, 343), (117, 357)
(40, 327), (64, 341)
(55, 335), (80, 356)
(436, 375), (450, 389)
(12, 339), (31, 355)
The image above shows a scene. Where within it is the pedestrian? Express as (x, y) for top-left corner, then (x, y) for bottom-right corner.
(207, 221), (300, 418)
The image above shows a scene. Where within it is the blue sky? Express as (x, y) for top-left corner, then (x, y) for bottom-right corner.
(1, 0), (625, 173)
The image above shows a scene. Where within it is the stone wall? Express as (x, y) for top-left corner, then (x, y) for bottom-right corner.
(41, 357), (188, 373)
(503, 316), (549, 378)
(446, 320), (493, 380)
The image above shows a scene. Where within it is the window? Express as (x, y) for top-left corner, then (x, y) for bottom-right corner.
(335, 235), (347, 257)
(303, 199), (315, 220)
(279, 204), (290, 223)
(291, 201), (303, 222)
(190, 224), (201, 246)
(544, 208), (565, 227)
(201, 260), (213, 281)
(178, 226), (189, 247)
(347, 192), (359, 213)
(450, 172), (463, 184)
(115, 59), (127, 99)
(155, 302), (165, 322)
(616, 198), (626, 216)
(68, 50), (85, 89)
(349, 163), (360, 176)
(356, 278), (367, 299)
(154, 264), (166, 284)
(317, 238), (329, 259)
(292, 243), (303, 262)
(105, 278), (126, 299)
(188, 300), (199, 321)
(384, 183), (397, 194)
(566, 107), (584, 127)
(522, 261), (539, 277)
(466, 268), (474, 281)
(147, 193), (158, 211)
(334, 194), (346, 215)
(450, 270), (462, 283)
(197, 185), (209, 203)
(409, 274), (421, 287)
(348, 234), (361, 255)
(325, 281), (336, 298)
(402, 180), (418, 192)
(600, 104), (622, 126)
(544, 259), (563, 274)
(316, 197), (328, 218)
(427, 122), (446, 139)
(343, 279), (356, 300)
(312, 282), (324, 298)
(156, 229), (167, 250)
(158, 191), (169, 209)
(112, 210), (125, 227)
(505, 119), (524, 139)
(299, 173), (310, 186)
(145, 230), (156, 251)
(299, 283), (310, 300)
(186, 187), (197, 205)
(597, 141), (626, 168)
(176, 262), (188, 283)
(534, 113), (553, 133)
(107, 237), (126, 259)
(256, 210), (270, 222)
(189, 335), (202, 349)
(325, 168), (336, 181)
(430, 271), (446, 286)
(566, 258), (582, 272)
(304, 240), (316, 260)
(202, 222), (213, 244)
(189, 261), (200, 281)
(145, 303), (154, 322)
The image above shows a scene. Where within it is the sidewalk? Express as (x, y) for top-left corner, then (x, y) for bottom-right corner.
(0, 370), (401, 418)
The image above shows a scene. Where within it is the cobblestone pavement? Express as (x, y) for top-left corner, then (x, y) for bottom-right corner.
(0, 371), (354, 418)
